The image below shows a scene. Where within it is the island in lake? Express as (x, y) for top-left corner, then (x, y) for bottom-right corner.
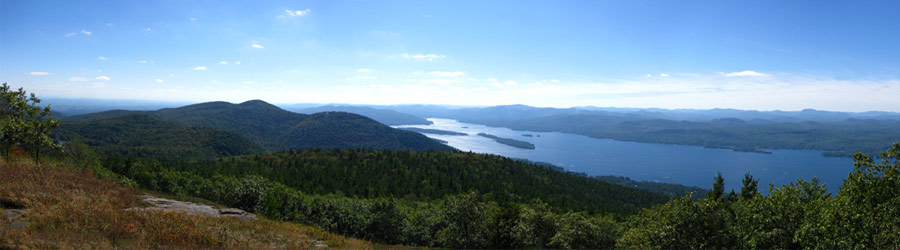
(522, 134), (534, 137)
(477, 133), (536, 149)
(400, 127), (468, 135)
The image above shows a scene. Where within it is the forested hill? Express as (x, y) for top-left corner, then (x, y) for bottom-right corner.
(293, 105), (432, 125)
(54, 113), (265, 160)
(62, 100), (455, 153)
(152, 149), (670, 215)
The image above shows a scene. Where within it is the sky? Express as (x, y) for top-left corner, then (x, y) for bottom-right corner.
(2, 0), (900, 112)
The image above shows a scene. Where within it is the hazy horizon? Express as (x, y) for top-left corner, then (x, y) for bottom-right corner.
(35, 96), (900, 114)
(3, 1), (900, 112)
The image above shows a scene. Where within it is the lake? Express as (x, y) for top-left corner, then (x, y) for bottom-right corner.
(397, 118), (854, 194)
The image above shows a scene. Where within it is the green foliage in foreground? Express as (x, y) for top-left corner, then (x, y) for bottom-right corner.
(618, 142), (900, 249)
(58, 140), (900, 249)
(93, 158), (621, 248)
(144, 149), (669, 215)
(1, 83), (60, 162)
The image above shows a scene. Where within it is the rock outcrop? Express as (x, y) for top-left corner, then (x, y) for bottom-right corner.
(127, 195), (258, 221)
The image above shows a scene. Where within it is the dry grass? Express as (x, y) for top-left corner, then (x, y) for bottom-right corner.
(0, 161), (393, 249)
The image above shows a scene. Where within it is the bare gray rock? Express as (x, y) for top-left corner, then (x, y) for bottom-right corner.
(4, 209), (28, 229)
(127, 195), (258, 221)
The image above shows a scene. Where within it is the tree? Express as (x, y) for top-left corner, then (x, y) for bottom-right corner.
(740, 173), (759, 200)
(1, 83), (61, 162)
(707, 172), (725, 201)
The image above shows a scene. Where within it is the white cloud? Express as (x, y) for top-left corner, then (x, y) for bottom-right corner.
(156, 79), (164, 83)
(97, 56), (107, 60)
(137, 60), (148, 64)
(251, 44), (264, 49)
(720, 70), (770, 77)
(95, 76), (111, 81)
(357, 68), (372, 73)
(90, 82), (106, 88)
(144, 27), (152, 31)
(190, 17), (197, 22)
(235, 61), (241, 65)
(489, 80), (520, 88)
(65, 30), (92, 37)
(430, 71), (464, 77)
(285, 9), (311, 17)
(551, 79), (559, 83)
(402, 53), (446, 61)
(346, 75), (377, 81)
(68, 77), (89, 82)
(645, 74), (653, 78)
(26, 72), (52, 76)
(660, 73), (669, 77)
(192, 66), (208, 71)
(218, 61), (229, 65)
(242, 81), (256, 85)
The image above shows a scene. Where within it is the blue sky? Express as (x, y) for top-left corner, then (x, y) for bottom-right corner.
(2, 0), (899, 111)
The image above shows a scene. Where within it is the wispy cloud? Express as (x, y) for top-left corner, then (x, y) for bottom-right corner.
(156, 79), (164, 83)
(218, 61), (229, 65)
(190, 17), (197, 22)
(68, 77), (89, 82)
(430, 71), (464, 77)
(95, 76), (111, 81)
(284, 9), (311, 17)
(492, 80), (518, 88)
(137, 60), (148, 64)
(65, 30), (91, 37)
(357, 68), (372, 73)
(192, 66), (208, 71)
(346, 75), (377, 81)
(402, 53), (446, 61)
(97, 56), (107, 60)
(720, 70), (770, 77)
(660, 73), (669, 77)
(251, 44), (264, 49)
(25, 72), (52, 76)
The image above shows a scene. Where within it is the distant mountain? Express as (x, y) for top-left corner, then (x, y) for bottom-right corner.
(292, 105), (432, 125)
(54, 113), (265, 160)
(44, 98), (188, 116)
(63, 100), (455, 153)
(375, 104), (900, 156)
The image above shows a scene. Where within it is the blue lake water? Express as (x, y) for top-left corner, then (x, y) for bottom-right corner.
(397, 118), (854, 194)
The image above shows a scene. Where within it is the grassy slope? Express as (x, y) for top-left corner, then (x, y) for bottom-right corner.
(0, 161), (388, 249)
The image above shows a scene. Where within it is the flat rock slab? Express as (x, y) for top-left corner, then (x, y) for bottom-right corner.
(5, 209), (24, 220)
(5, 209), (28, 229)
(127, 195), (258, 221)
